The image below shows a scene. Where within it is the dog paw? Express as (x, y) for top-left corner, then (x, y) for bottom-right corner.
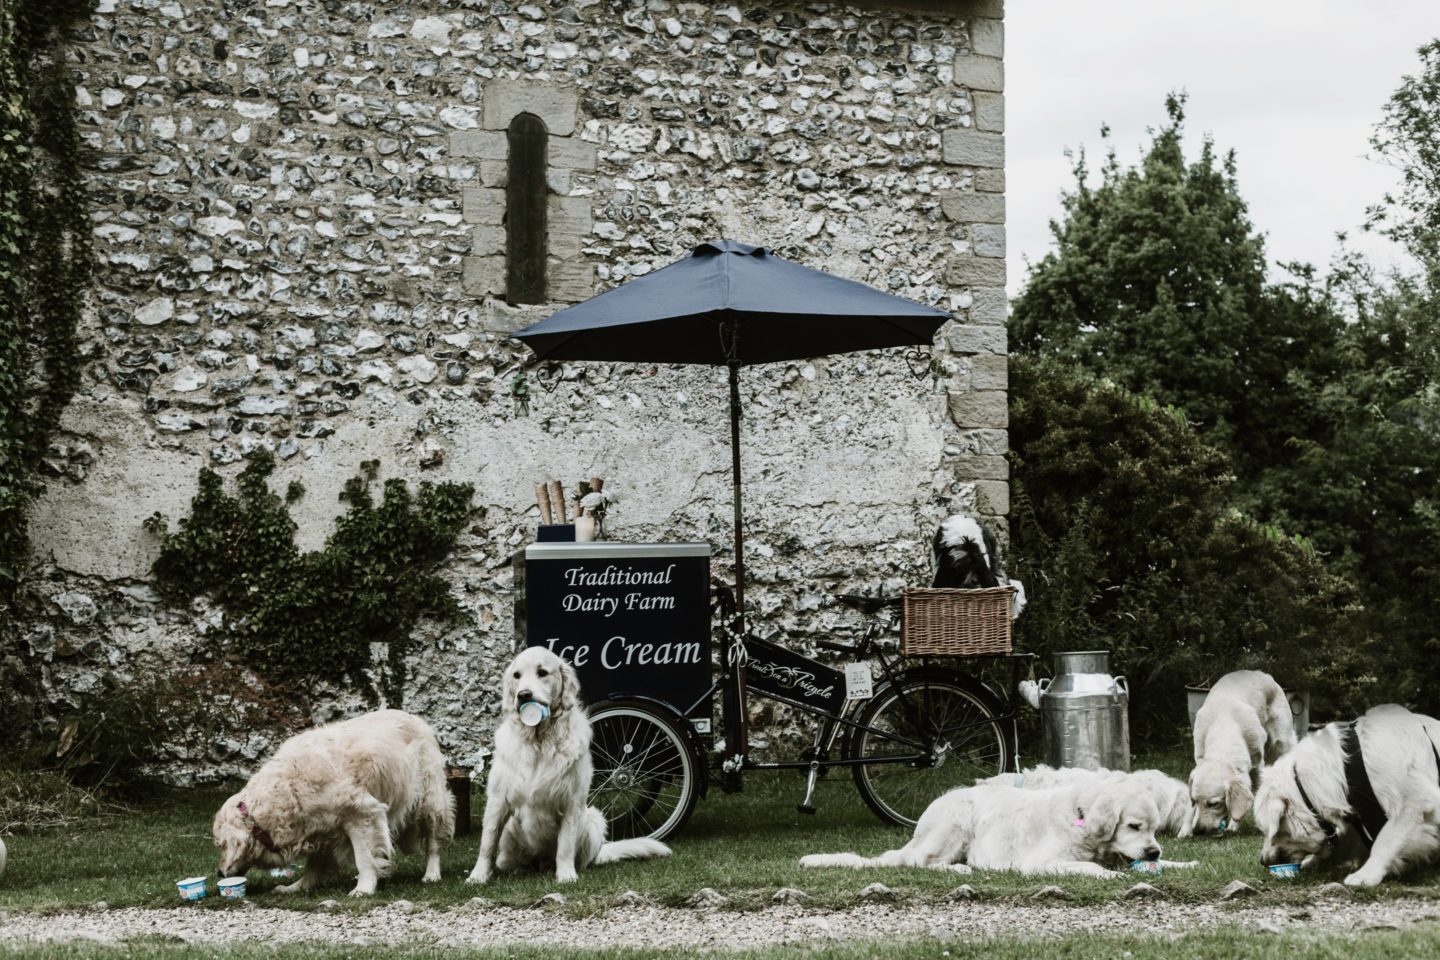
(348, 886), (375, 898)
(465, 870), (490, 886)
(556, 871), (579, 884)
(1344, 871), (1382, 888)
(274, 882), (303, 894)
(947, 863), (974, 874)
(422, 872), (442, 884)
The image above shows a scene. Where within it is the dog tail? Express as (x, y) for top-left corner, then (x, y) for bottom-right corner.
(594, 838), (671, 864)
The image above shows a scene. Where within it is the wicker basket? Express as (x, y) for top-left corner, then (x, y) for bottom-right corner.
(901, 586), (1014, 656)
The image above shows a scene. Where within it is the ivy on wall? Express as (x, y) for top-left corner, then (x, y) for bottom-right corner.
(145, 452), (478, 705)
(0, 0), (93, 601)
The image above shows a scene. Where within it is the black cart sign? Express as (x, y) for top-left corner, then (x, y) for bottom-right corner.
(519, 542), (712, 724)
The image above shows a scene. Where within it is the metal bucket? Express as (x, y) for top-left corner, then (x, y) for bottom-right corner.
(1039, 650), (1130, 771)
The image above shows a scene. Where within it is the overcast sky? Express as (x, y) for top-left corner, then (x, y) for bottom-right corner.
(1005, 1), (1440, 296)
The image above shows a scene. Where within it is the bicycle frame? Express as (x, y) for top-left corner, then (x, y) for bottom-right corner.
(686, 624), (1028, 786)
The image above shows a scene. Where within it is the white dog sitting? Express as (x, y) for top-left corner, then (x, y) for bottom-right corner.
(802, 779), (1196, 877)
(981, 764), (1194, 837)
(213, 709), (454, 896)
(1256, 704), (1440, 886)
(1189, 669), (1296, 833)
(467, 646), (669, 885)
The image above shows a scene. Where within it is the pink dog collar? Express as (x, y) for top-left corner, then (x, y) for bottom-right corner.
(237, 799), (282, 855)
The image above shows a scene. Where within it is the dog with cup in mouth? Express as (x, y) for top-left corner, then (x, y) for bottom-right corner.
(466, 646), (670, 885)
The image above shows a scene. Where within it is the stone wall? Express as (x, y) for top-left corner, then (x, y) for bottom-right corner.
(13, 0), (1008, 779)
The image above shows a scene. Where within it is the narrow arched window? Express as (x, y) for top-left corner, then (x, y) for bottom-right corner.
(506, 112), (548, 304)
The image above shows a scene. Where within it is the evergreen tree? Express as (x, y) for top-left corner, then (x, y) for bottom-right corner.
(1010, 95), (1343, 483)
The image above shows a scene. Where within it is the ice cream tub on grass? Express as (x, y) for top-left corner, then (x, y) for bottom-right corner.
(1268, 863), (1300, 879)
(1130, 859), (1163, 876)
(176, 877), (208, 901)
(218, 877), (247, 899)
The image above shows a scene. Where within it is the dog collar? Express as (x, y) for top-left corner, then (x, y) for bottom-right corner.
(237, 799), (282, 856)
(1292, 766), (1339, 846)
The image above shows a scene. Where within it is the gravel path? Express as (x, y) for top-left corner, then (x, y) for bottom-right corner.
(3, 897), (1439, 949)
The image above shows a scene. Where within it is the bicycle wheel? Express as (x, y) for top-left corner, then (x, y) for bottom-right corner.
(588, 700), (700, 842)
(846, 669), (1011, 827)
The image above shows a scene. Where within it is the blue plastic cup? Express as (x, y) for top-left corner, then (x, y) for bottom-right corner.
(518, 701), (551, 726)
(176, 876), (207, 901)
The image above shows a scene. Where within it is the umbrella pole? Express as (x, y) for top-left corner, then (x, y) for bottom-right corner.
(723, 359), (749, 784)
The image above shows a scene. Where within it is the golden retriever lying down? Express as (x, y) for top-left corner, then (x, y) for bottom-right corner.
(803, 779), (1197, 878)
(213, 709), (454, 896)
(467, 647), (669, 885)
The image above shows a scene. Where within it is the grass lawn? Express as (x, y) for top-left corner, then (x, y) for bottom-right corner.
(3, 749), (1440, 916)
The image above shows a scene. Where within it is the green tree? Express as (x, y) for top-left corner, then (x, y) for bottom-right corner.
(1010, 95), (1344, 484)
(1009, 358), (1368, 743)
(1368, 38), (1440, 277)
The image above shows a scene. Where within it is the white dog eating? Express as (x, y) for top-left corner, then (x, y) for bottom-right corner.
(803, 779), (1196, 877)
(1255, 704), (1440, 886)
(467, 646), (670, 885)
(213, 709), (454, 896)
(1189, 669), (1296, 833)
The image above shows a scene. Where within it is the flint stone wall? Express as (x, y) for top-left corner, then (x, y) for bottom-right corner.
(16, 0), (1008, 780)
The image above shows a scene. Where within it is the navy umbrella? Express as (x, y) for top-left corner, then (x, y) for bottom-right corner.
(513, 239), (951, 757)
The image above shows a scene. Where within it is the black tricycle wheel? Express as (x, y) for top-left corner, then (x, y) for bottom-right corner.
(588, 699), (702, 842)
(844, 667), (1012, 828)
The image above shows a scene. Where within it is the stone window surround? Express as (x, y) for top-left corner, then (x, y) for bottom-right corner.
(454, 81), (596, 307)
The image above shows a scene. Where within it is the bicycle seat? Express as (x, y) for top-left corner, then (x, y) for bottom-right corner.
(835, 593), (902, 615)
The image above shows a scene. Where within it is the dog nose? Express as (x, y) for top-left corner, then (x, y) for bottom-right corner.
(1260, 848), (1287, 868)
(517, 688), (533, 702)
(1143, 846), (1161, 861)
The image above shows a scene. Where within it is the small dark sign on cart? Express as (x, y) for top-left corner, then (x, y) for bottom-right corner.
(516, 542), (713, 728)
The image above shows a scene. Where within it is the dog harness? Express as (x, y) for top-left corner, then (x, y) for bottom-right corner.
(237, 799), (283, 855)
(1294, 723), (1391, 846)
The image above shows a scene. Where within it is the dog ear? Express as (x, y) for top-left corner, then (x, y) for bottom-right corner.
(557, 656), (583, 715)
(1082, 786), (1122, 842)
(501, 659), (517, 705)
(1226, 778), (1253, 824)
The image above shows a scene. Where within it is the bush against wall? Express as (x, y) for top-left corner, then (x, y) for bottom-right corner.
(45, 656), (309, 789)
(0, 0), (93, 602)
(1008, 357), (1368, 743)
(145, 452), (477, 705)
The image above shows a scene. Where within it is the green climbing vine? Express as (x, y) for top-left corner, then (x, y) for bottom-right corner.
(0, 0), (93, 601)
(145, 452), (478, 705)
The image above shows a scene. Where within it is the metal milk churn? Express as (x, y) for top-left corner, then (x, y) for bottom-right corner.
(1038, 650), (1131, 771)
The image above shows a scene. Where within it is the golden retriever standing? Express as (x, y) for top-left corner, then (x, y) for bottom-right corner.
(802, 779), (1197, 877)
(1256, 704), (1440, 886)
(467, 647), (669, 885)
(213, 709), (454, 896)
(1189, 669), (1296, 833)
